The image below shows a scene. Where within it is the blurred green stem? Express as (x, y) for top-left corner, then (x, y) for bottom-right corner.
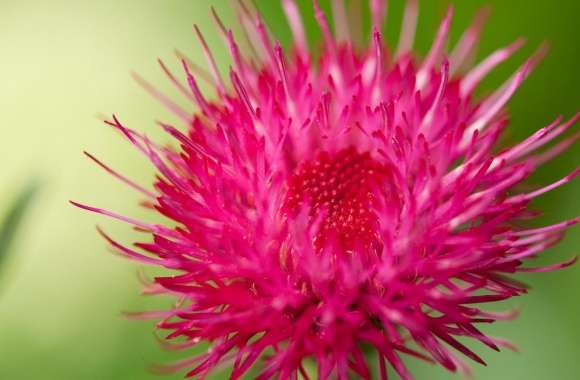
(0, 182), (39, 274)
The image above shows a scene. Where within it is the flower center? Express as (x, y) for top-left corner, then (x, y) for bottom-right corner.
(283, 148), (388, 251)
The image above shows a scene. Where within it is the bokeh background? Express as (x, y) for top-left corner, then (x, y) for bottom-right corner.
(0, 0), (578, 379)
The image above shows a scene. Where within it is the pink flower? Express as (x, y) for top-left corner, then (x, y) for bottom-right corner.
(74, 1), (579, 379)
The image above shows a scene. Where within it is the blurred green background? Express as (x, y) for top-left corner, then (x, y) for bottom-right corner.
(0, 0), (578, 379)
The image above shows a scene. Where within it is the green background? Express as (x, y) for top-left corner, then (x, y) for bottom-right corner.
(0, 0), (578, 379)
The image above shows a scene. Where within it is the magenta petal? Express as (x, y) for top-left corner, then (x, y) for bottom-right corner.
(77, 1), (578, 378)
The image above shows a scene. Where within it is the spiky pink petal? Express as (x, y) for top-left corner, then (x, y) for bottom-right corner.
(76, 1), (578, 379)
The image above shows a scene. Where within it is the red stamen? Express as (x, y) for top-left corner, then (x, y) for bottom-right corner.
(284, 148), (389, 250)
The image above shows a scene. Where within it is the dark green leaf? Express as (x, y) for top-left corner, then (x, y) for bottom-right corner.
(0, 182), (39, 270)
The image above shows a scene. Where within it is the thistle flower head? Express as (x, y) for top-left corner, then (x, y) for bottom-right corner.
(75, 1), (579, 379)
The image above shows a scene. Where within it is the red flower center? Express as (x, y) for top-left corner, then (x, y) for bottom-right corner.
(284, 148), (389, 251)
